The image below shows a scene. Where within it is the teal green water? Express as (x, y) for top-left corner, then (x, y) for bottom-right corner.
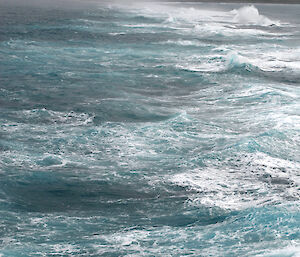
(0, 1), (299, 256)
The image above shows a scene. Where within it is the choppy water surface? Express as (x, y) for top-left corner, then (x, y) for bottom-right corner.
(0, 1), (300, 256)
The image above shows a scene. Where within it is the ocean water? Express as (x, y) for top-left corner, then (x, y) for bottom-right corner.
(0, 1), (300, 256)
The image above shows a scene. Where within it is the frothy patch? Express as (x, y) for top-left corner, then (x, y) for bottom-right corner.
(159, 39), (206, 47)
(19, 109), (94, 126)
(260, 246), (300, 257)
(170, 152), (300, 210)
(108, 32), (126, 36)
(50, 244), (80, 255)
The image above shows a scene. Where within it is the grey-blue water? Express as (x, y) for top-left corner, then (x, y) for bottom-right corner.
(0, 1), (299, 256)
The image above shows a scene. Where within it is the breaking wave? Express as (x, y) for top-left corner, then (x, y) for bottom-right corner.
(232, 5), (279, 26)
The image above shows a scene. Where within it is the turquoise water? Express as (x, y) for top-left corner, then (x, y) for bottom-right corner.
(0, 1), (299, 256)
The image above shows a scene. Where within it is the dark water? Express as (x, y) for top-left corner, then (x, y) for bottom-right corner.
(0, 1), (299, 256)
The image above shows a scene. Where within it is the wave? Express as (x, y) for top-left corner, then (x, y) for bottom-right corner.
(113, 2), (281, 28)
(231, 5), (279, 26)
(225, 51), (255, 71)
(223, 51), (300, 84)
(193, 23), (280, 38)
(175, 48), (300, 83)
(175, 51), (258, 73)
